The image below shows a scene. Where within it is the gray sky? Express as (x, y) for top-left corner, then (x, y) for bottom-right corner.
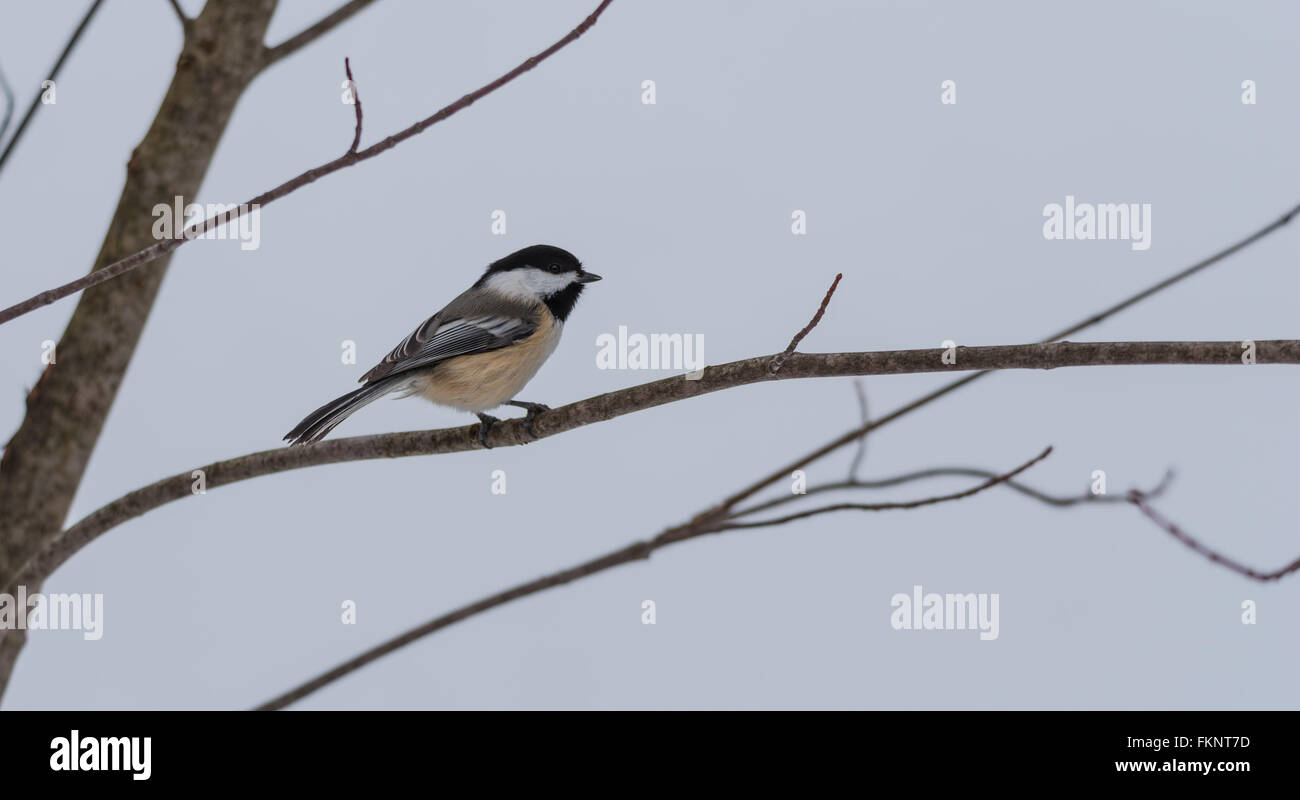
(2, 0), (1298, 709)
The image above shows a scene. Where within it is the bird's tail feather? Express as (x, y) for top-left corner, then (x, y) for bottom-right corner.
(284, 377), (404, 446)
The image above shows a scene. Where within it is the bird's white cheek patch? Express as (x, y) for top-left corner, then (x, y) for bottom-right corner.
(484, 269), (576, 301)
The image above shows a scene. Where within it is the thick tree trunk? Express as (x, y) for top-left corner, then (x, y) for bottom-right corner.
(0, 0), (278, 701)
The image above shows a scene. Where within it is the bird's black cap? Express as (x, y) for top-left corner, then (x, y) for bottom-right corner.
(479, 244), (584, 279)
(475, 245), (600, 321)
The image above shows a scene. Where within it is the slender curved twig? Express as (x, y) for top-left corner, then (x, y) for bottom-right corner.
(732, 467), (1174, 519)
(770, 273), (841, 373)
(717, 446), (1052, 530)
(0, 0), (106, 177)
(1127, 491), (1300, 582)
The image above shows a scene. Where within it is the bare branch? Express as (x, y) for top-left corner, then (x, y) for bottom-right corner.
(262, 0), (379, 68)
(344, 57), (362, 153)
(733, 467), (1174, 519)
(770, 273), (841, 374)
(1127, 491), (1300, 582)
(14, 338), (1299, 596)
(0, 0), (106, 177)
(0, 0), (616, 326)
(254, 445), (1051, 709)
(718, 446), (1052, 530)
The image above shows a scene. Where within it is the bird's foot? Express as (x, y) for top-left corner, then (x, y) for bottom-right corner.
(506, 400), (551, 440)
(475, 412), (500, 448)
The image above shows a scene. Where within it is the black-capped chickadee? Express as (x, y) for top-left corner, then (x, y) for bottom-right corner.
(284, 244), (600, 447)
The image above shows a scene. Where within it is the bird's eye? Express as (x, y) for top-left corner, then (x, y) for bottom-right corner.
(548, 263), (560, 273)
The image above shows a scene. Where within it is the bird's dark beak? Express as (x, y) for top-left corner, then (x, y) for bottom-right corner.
(577, 272), (602, 283)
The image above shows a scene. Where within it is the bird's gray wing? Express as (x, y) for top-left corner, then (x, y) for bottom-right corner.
(359, 292), (539, 384)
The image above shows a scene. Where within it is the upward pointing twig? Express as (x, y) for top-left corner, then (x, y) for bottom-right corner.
(770, 273), (842, 374)
(344, 57), (363, 154)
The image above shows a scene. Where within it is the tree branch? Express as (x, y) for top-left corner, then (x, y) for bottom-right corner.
(717, 446), (1053, 530)
(0, 0), (106, 178)
(732, 466), (1173, 519)
(1127, 491), (1300, 582)
(253, 445), (1053, 709)
(261, 0), (379, 68)
(14, 338), (1299, 595)
(0, 0), (616, 326)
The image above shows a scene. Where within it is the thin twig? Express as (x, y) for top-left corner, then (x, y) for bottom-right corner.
(262, 0), (380, 68)
(718, 446), (1052, 530)
(0, 0), (106, 177)
(0, 0), (615, 326)
(733, 467), (1174, 519)
(770, 273), (841, 373)
(344, 57), (362, 153)
(1127, 491), (1300, 582)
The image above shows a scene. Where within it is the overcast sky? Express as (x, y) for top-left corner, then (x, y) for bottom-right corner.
(2, 0), (1298, 709)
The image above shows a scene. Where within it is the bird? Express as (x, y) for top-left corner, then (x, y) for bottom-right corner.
(284, 244), (600, 447)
